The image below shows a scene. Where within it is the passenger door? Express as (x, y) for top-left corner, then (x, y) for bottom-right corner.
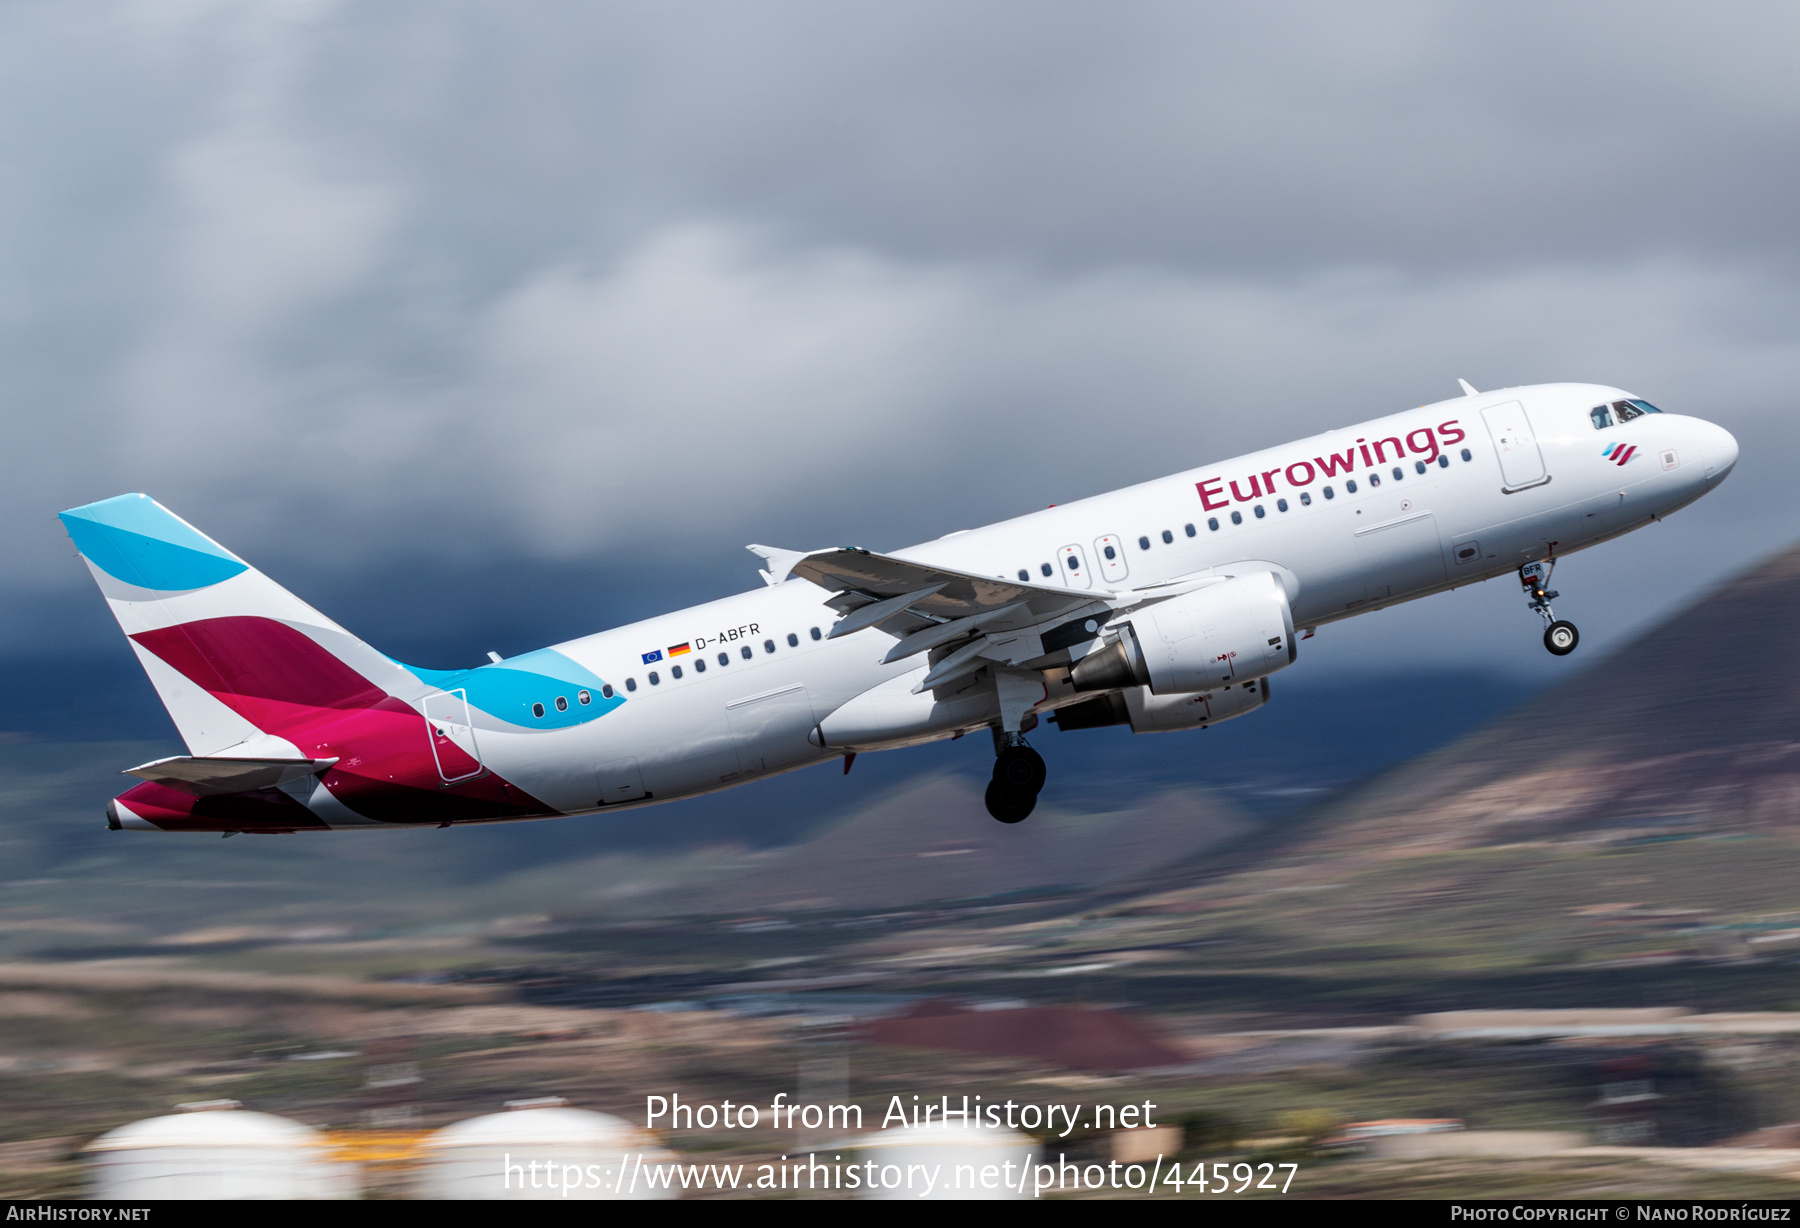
(1482, 401), (1551, 491)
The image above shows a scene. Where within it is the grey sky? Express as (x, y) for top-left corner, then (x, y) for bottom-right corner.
(5, 1), (1796, 681)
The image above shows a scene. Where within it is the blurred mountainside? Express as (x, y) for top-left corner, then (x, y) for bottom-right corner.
(1212, 541), (1800, 874)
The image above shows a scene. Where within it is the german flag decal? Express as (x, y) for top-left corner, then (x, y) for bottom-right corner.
(667, 643), (692, 657)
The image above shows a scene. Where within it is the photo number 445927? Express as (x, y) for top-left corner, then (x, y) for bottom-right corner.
(1162, 1160), (1298, 1195)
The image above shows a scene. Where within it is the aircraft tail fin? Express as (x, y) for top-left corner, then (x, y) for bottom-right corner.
(57, 494), (415, 756)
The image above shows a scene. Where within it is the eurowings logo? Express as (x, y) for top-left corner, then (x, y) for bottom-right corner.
(1602, 442), (1638, 466)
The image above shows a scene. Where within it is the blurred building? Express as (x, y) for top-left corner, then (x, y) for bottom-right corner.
(416, 1097), (677, 1200)
(84, 1100), (357, 1200)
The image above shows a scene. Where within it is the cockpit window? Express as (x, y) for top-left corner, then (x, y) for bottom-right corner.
(1590, 405), (1614, 429)
(1613, 399), (1664, 422)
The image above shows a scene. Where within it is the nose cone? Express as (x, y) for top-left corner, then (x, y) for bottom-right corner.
(1702, 420), (1739, 485)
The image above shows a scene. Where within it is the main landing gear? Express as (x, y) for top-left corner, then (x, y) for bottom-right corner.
(986, 732), (1046, 824)
(1521, 560), (1580, 657)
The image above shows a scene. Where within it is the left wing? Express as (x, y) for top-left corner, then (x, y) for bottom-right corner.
(788, 547), (1114, 691)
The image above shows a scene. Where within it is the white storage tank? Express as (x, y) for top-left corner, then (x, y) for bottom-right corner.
(84, 1100), (357, 1200)
(416, 1098), (677, 1200)
(843, 1123), (1038, 1201)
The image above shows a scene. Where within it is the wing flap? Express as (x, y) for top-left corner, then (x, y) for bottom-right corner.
(826, 584), (948, 639)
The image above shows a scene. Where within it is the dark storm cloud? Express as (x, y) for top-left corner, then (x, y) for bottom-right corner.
(5, 1), (1797, 680)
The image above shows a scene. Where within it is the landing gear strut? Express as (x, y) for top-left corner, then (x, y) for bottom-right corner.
(986, 730), (1045, 824)
(1521, 560), (1579, 657)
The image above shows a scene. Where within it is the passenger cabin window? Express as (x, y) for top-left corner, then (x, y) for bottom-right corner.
(1393, 467), (1403, 480)
(532, 702), (544, 718)
(1590, 405), (1614, 429)
(1277, 498), (1289, 512)
(671, 665), (683, 679)
(718, 652), (729, 666)
(1369, 473), (1381, 486)
(625, 678), (637, 692)
(1040, 562), (1052, 577)
(1254, 505), (1265, 518)
(1346, 480), (1357, 493)
(787, 632), (799, 647)
(601, 685), (614, 698)
(1065, 556), (1079, 571)
(1300, 491), (1312, 505)
(1161, 529), (1173, 544)
(810, 627), (822, 640)
(1103, 544), (1116, 560)
(649, 671), (660, 685)
(764, 639), (775, 653)
(1137, 536), (1150, 550)
(1460, 448), (1473, 461)
(1231, 510), (1243, 525)
(578, 689), (591, 704)
(1436, 454), (1449, 468)
(555, 695), (568, 711)
(1017, 569), (1029, 581)
(740, 645), (752, 660)
(1208, 517), (1219, 531)
(1323, 486), (1335, 499)
(693, 658), (705, 673)
(1184, 523), (1196, 537)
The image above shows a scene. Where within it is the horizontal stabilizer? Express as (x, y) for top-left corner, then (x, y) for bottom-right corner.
(124, 755), (338, 796)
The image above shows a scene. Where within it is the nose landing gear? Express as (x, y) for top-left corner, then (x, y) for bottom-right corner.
(986, 732), (1046, 824)
(1521, 560), (1580, 656)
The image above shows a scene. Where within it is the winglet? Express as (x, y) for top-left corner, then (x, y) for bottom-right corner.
(746, 544), (812, 587)
(1458, 379), (1479, 397)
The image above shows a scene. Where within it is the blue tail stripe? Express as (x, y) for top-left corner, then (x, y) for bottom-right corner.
(59, 494), (248, 591)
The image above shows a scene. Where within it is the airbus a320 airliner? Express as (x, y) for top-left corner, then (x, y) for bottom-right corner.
(62, 382), (1736, 831)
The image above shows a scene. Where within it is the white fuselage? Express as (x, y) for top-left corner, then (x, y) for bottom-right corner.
(413, 382), (1738, 820)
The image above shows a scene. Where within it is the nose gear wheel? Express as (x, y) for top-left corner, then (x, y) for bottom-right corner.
(1544, 620), (1579, 655)
(1521, 560), (1579, 656)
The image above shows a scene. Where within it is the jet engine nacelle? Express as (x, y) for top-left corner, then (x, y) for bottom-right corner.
(1070, 570), (1296, 695)
(1051, 676), (1270, 734)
